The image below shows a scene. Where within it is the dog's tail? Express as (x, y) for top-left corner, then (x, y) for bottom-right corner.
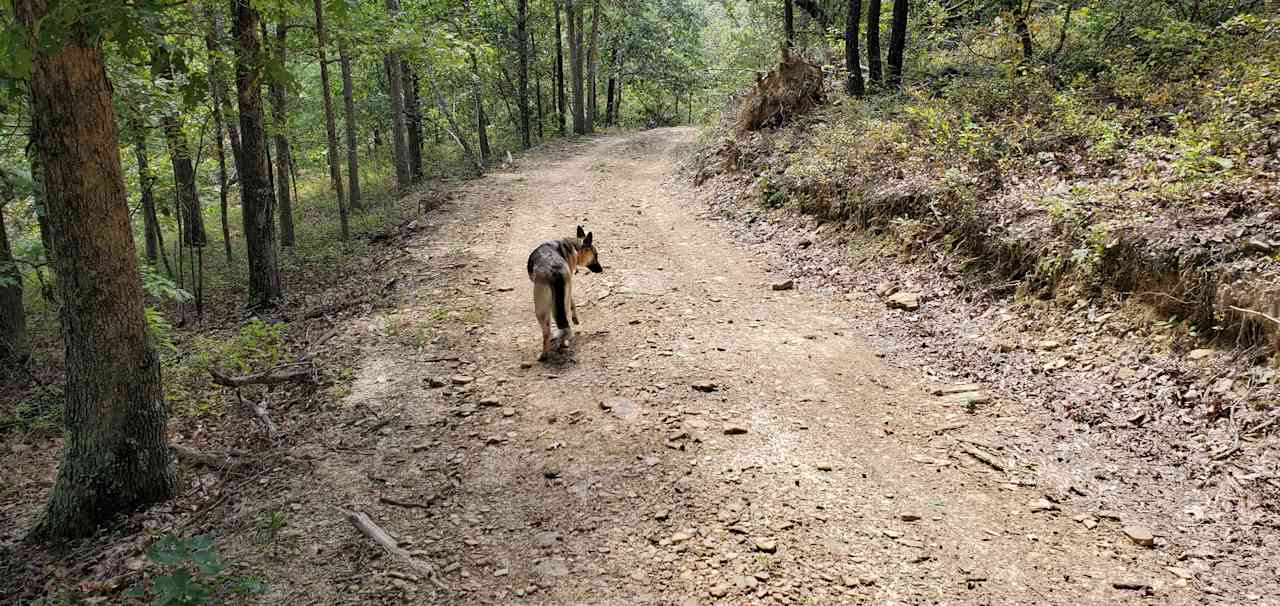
(549, 271), (570, 331)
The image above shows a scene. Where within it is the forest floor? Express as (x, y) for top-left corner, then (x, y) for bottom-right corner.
(3, 127), (1277, 605)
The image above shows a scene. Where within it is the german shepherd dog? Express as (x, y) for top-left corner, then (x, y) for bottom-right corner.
(527, 226), (603, 359)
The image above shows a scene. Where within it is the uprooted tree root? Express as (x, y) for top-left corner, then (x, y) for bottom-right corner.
(736, 48), (824, 132)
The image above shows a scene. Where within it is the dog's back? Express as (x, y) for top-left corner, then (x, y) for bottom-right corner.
(528, 240), (573, 351)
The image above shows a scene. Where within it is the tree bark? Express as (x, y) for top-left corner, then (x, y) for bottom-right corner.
(403, 62), (423, 181)
(604, 44), (619, 125)
(314, 0), (349, 241)
(887, 0), (908, 86)
(130, 126), (161, 266)
(846, 0), (866, 97)
(338, 37), (362, 211)
(205, 6), (238, 262)
(422, 60), (483, 174)
(567, 0), (585, 134)
(17, 0), (176, 539)
(234, 0), (283, 307)
(867, 0), (882, 83)
(152, 47), (208, 249)
(784, 0), (795, 47)
(555, 0), (566, 136)
(469, 52), (492, 164)
(795, 0), (832, 30)
(586, 0), (599, 132)
(384, 0), (411, 190)
(269, 24), (295, 247)
(0, 204), (27, 366)
(517, 0), (531, 149)
(533, 30), (544, 140)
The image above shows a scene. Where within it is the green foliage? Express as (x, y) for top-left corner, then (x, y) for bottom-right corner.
(125, 533), (265, 606)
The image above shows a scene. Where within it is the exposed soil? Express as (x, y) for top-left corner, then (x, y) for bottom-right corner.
(3, 128), (1276, 605)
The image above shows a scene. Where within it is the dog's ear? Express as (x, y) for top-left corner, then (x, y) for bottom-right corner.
(576, 225), (586, 238)
(583, 232), (593, 247)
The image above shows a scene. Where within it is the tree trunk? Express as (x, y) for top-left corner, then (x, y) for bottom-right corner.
(234, 0), (282, 307)
(314, 0), (349, 241)
(0, 204), (27, 366)
(517, 0), (531, 149)
(130, 127), (160, 266)
(422, 60), (483, 174)
(270, 24), (295, 247)
(209, 79), (233, 264)
(1014, 1), (1033, 63)
(845, 0), (866, 97)
(886, 0), (908, 86)
(384, 0), (411, 190)
(403, 62), (424, 181)
(604, 45), (619, 125)
(866, 0), (882, 83)
(17, 0), (176, 539)
(615, 75), (624, 124)
(533, 30), (544, 140)
(555, 0), (566, 136)
(205, 7), (237, 263)
(152, 47), (208, 249)
(338, 37), (363, 212)
(470, 52), (492, 164)
(784, 0), (796, 47)
(586, 0), (599, 132)
(567, 0), (585, 134)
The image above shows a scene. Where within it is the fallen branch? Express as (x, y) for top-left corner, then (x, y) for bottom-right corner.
(171, 444), (245, 469)
(342, 509), (448, 592)
(236, 391), (280, 439)
(379, 495), (435, 509)
(1229, 305), (1280, 327)
(957, 441), (1006, 472)
(210, 365), (315, 388)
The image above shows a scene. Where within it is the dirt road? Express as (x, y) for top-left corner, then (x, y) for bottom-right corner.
(289, 128), (1208, 605)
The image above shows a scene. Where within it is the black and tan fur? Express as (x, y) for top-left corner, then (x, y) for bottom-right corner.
(527, 226), (603, 358)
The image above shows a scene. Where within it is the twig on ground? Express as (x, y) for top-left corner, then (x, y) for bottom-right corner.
(210, 365), (315, 388)
(342, 509), (448, 592)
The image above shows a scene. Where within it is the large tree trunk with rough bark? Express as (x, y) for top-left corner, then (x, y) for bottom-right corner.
(555, 1), (566, 136)
(152, 47), (207, 249)
(403, 62), (423, 181)
(887, 0), (908, 86)
(270, 24), (295, 247)
(517, 0), (531, 149)
(567, 0), (585, 134)
(384, 0), (411, 190)
(784, 0), (795, 47)
(338, 37), (362, 212)
(314, 0), (349, 241)
(0, 204), (27, 366)
(17, 0), (176, 540)
(867, 0), (882, 83)
(234, 0), (282, 307)
(846, 0), (866, 97)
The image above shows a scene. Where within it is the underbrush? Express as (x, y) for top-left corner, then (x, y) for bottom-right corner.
(696, 11), (1280, 356)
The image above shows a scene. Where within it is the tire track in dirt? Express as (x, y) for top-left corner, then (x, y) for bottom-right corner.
(297, 129), (1194, 605)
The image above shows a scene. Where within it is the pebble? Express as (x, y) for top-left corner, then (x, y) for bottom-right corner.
(1122, 525), (1155, 547)
(478, 397), (500, 406)
(533, 558), (569, 577)
(723, 424), (749, 435)
(886, 291), (922, 311)
(427, 377), (447, 388)
(900, 513), (921, 522)
(450, 375), (475, 385)
(734, 575), (758, 590)
(1188, 348), (1214, 360)
(1030, 498), (1059, 513)
(771, 279), (795, 291)
(751, 537), (777, 553)
(709, 583), (731, 597)
(501, 407), (516, 417)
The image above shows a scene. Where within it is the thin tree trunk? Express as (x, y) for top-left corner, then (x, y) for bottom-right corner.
(209, 73), (233, 264)
(586, 0), (599, 132)
(0, 204), (27, 366)
(270, 24), (295, 247)
(605, 45), (619, 125)
(517, 0), (531, 149)
(234, 0), (282, 307)
(131, 127), (160, 266)
(422, 60), (483, 174)
(338, 37), (363, 211)
(616, 75), (623, 124)
(314, 0), (349, 241)
(867, 0), (882, 83)
(846, 0), (866, 97)
(533, 30), (544, 140)
(384, 0), (411, 190)
(403, 62), (423, 181)
(152, 47), (208, 249)
(17, 0), (175, 539)
(567, 0), (585, 134)
(206, 6), (242, 228)
(887, 0), (908, 86)
(470, 52), (492, 164)
(785, 0), (796, 47)
(555, 0), (566, 136)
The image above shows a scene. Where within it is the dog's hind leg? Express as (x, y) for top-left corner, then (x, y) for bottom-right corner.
(567, 278), (579, 325)
(533, 282), (554, 359)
